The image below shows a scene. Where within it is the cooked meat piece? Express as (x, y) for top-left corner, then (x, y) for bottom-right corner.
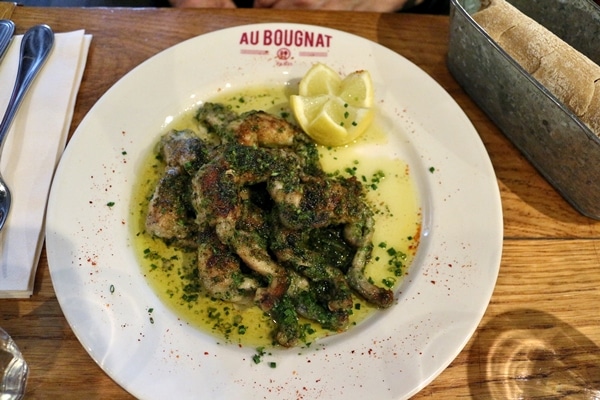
(145, 166), (197, 246)
(157, 129), (209, 175)
(195, 102), (238, 136)
(197, 229), (259, 304)
(227, 110), (297, 147)
(345, 209), (394, 308)
(268, 174), (366, 231)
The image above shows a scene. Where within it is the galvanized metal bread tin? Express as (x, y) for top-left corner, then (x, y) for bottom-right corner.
(447, 0), (600, 219)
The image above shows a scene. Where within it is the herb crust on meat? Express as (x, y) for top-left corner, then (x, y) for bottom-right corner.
(145, 102), (394, 347)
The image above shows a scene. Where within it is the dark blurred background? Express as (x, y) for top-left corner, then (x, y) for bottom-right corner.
(2, 0), (450, 13)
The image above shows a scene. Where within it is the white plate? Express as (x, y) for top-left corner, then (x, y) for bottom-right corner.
(46, 23), (502, 400)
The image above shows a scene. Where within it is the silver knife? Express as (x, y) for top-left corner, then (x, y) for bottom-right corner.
(0, 19), (15, 64)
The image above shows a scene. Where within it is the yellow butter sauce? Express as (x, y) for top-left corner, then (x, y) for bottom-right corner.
(130, 85), (421, 348)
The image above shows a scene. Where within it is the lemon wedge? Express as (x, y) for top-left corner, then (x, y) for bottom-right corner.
(290, 63), (374, 146)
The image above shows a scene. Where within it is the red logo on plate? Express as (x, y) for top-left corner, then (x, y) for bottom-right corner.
(238, 28), (331, 64)
(277, 48), (291, 60)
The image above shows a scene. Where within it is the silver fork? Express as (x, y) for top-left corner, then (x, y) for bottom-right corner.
(0, 24), (54, 232)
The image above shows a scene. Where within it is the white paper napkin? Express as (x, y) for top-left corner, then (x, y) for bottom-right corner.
(0, 30), (92, 298)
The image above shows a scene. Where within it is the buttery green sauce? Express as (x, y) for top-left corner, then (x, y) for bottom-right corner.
(130, 85), (421, 348)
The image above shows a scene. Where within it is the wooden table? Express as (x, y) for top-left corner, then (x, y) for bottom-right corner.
(2, 5), (600, 399)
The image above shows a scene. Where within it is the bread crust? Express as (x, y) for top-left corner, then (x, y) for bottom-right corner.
(472, 0), (600, 134)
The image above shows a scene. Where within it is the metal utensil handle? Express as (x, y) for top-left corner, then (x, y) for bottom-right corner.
(0, 19), (15, 62)
(0, 24), (54, 149)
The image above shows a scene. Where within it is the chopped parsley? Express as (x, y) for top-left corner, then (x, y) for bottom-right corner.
(252, 347), (267, 364)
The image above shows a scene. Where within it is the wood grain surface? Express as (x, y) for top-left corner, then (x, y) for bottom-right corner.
(2, 6), (599, 399)
(0, 2), (15, 19)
